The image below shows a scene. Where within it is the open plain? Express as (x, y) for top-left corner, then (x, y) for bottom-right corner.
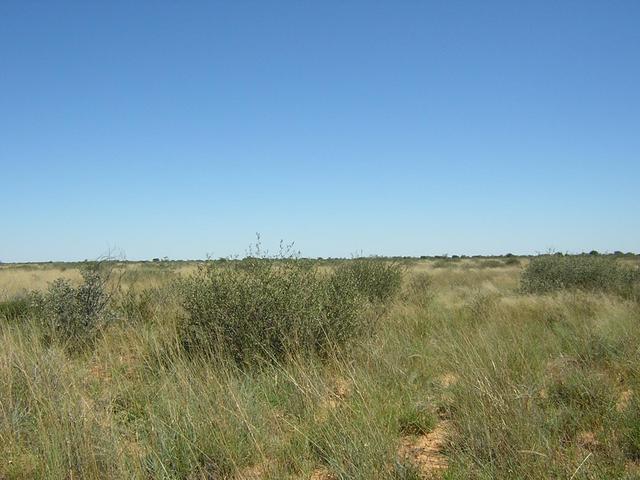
(1, 255), (639, 479)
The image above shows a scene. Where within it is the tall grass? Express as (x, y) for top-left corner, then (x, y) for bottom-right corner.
(0, 256), (639, 478)
(332, 257), (403, 304)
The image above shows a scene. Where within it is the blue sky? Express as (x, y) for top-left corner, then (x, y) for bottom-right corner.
(1, 1), (639, 261)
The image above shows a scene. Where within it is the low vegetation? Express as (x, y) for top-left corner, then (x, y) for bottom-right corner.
(0, 252), (638, 479)
(521, 254), (640, 299)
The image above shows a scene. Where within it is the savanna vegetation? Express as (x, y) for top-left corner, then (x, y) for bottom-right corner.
(0, 250), (639, 479)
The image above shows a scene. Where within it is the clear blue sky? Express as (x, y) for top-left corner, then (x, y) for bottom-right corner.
(1, 1), (639, 262)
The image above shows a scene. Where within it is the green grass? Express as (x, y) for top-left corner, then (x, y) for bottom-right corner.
(0, 256), (639, 479)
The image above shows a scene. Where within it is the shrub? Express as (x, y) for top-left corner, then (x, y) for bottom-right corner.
(521, 255), (640, 298)
(32, 261), (118, 347)
(504, 256), (520, 266)
(431, 259), (452, 269)
(178, 256), (374, 365)
(478, 259), (503, 269)
(332, 258), (403, 304)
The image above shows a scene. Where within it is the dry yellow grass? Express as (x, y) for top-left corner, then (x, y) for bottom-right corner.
(0, 265), (82, 298)
(0, 262), (202, 300)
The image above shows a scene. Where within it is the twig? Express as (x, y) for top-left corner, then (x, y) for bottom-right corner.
(569, 451), (592, 480)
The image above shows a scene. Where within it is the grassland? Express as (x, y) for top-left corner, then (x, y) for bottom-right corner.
(0, 255), (639, 479)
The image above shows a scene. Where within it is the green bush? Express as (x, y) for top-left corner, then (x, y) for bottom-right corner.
(521, 255), (640, 298)
(179, 256), (374, 365)
(504, 256), (520, 266)
(432, 259), (455, 269)
(32, 261), (117, 347)
(478, 259), (503, 269)
(332, 258), (403, 304)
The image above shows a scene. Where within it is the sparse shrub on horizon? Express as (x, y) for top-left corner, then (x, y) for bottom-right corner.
(431, 259), (452, 269)
(478, 259), (503, 269)
(504, 256), (520, 266)
(521, 254), (640, 298)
